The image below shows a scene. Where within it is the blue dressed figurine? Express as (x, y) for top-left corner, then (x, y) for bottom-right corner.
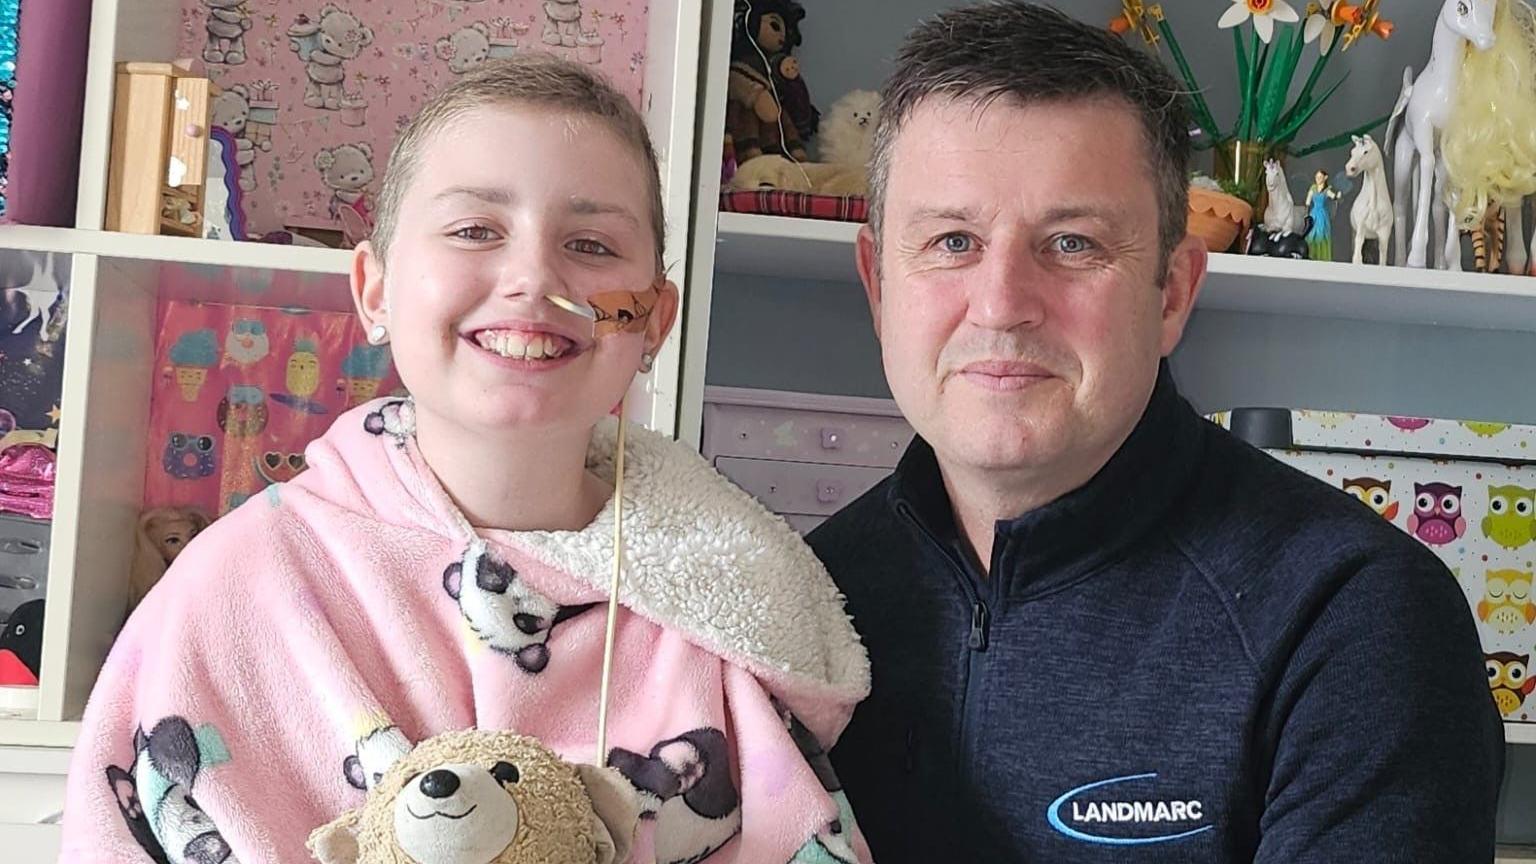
(1305, 169), (1342, 261)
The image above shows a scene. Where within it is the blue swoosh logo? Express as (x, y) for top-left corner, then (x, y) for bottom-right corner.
(1047, 772), (1214, 846)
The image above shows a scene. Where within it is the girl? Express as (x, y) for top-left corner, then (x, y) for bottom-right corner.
(60, 56), (870, 864)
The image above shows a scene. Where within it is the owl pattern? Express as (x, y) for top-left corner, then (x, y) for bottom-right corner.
(1213, 410), (1536, 723)
(1477, 570), (1536, 636)
(1482, 484), (1536, 550)
(1342, 477), (1398, 522)
(1408, 482), (1465, 547)
(1487, 651), (1535, 717)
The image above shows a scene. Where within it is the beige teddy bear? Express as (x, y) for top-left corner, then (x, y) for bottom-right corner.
(731, 154), (868, 197)
(308, 729), (640, 864)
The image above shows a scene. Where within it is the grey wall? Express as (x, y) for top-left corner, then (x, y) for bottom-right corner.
(1173, 309), (1536, 424)
(705, 272), (889, 397)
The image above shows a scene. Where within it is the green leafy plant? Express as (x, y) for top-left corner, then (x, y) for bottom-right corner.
(1118, 1), (1395, 156)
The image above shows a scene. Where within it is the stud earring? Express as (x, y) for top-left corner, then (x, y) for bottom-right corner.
(368, 323), (389, 345)
(639, 351), (655, 373)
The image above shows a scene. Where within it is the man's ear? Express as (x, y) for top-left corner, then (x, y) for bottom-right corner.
(1159, 234), (1207, 357)
(351, 240), (388, 334)
(855, 224), (882, 342)
(643, 278), (681, 361)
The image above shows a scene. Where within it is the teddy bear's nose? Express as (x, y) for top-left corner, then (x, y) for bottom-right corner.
(420, 769), (460, 799)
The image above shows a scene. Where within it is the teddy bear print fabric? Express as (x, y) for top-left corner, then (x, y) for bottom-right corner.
(60, 400), (872, 863)
(178, 0), (648, 243)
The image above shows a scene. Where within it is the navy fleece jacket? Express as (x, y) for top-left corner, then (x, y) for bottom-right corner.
(809, 367), (1503, 862)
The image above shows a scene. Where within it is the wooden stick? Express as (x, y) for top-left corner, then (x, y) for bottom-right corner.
(595, 397), (627, 762)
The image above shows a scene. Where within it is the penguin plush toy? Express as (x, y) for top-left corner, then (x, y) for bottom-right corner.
(0, 599), (43, 685)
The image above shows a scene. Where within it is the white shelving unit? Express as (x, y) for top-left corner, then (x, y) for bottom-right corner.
(0, 226), (352, 274)
(713, 212), (1536, 333)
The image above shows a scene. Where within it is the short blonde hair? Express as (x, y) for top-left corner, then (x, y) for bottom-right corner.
(371, 55), (664, 268)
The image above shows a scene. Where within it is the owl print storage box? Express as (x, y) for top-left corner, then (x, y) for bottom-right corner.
(1215, 408), (1536, 724)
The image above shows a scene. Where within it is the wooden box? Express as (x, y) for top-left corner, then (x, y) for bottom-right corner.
(103, 62), (216, 237)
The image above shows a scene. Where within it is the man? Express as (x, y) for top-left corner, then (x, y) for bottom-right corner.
(808, 3), (1503, 861)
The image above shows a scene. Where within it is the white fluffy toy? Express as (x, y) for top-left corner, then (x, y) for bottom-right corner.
(817, 89), (881, 167)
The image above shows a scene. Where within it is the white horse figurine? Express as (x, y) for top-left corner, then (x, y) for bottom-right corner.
(1345, 134), (1393, 264)
(1504, 197), (1536, 274)
(1261, 159), (1304, 235)
(1388, 0), (1498, 269)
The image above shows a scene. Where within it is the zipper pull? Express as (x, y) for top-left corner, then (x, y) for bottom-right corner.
(969, 602), (989, 651)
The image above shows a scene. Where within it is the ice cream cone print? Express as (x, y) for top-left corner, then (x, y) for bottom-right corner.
(175, 367), (208, 402)
(167, 329), (218, 402)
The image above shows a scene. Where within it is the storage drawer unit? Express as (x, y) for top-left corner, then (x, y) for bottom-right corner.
(702, 387), (913, 532)
(0, 514), (49, 624)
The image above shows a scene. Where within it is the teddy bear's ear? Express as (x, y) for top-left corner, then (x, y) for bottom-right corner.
(307, 808), (363, 864)
(576, 764), (640, 864)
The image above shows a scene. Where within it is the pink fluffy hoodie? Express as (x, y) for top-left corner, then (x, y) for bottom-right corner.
(59, 398), (872, 864)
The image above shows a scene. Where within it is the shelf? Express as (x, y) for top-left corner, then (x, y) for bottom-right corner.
(0, 720), (79, 749)
(0, 225), (352, 274)
(715, 213), (860, 282)
(1510, 723), (1536, 746)
(714, 213), (1536, 332)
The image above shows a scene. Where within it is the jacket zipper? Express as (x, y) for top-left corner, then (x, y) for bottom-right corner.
(897, 502), (991, 783)
(896, 503), (989, 649)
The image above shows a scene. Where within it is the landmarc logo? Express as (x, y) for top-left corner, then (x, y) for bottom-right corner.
(1047, 773), (1213, 846)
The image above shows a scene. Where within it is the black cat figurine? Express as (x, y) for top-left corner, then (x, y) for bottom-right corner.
(1246, 216), (1314, 260)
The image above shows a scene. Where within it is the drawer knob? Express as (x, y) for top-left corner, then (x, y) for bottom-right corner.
(183, 122), (204, 139)
(817, 480), (844, 504)
(821, 428), (843, 450)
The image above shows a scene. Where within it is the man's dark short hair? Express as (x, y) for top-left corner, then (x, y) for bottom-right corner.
(868, 1), (1192, 269)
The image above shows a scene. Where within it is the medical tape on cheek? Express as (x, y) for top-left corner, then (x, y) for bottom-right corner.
(587, 280), (662, 338)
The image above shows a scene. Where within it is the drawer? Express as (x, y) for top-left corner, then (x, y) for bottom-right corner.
(716, 457), (892, 517)
(0, 747), (68, 825)
(0, 514), (49, 623)
(703, 402), (914, 468)
(0, 822), (60, 861)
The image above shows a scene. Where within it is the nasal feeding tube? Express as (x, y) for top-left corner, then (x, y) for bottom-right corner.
(541, 279), (662, 759)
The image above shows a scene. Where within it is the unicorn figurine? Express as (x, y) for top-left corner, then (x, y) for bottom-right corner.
(6, 254), (62, 341)
(1345, 134), (1393, 265)
(1388, 0), (1500, 269)
(1248, 159), (1311, 258)
(1261, 159), (1304, 235)
(1439, 0), (1536, 275)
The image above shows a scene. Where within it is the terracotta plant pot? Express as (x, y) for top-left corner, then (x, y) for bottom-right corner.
(1188, 186), (1253, 253)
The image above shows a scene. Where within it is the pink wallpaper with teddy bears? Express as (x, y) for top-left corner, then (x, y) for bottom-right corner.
(178, 0), (649, 243)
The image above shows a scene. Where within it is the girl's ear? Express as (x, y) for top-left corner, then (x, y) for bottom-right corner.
(643, 278), (680, 359)
(351, 240), (389, 334)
